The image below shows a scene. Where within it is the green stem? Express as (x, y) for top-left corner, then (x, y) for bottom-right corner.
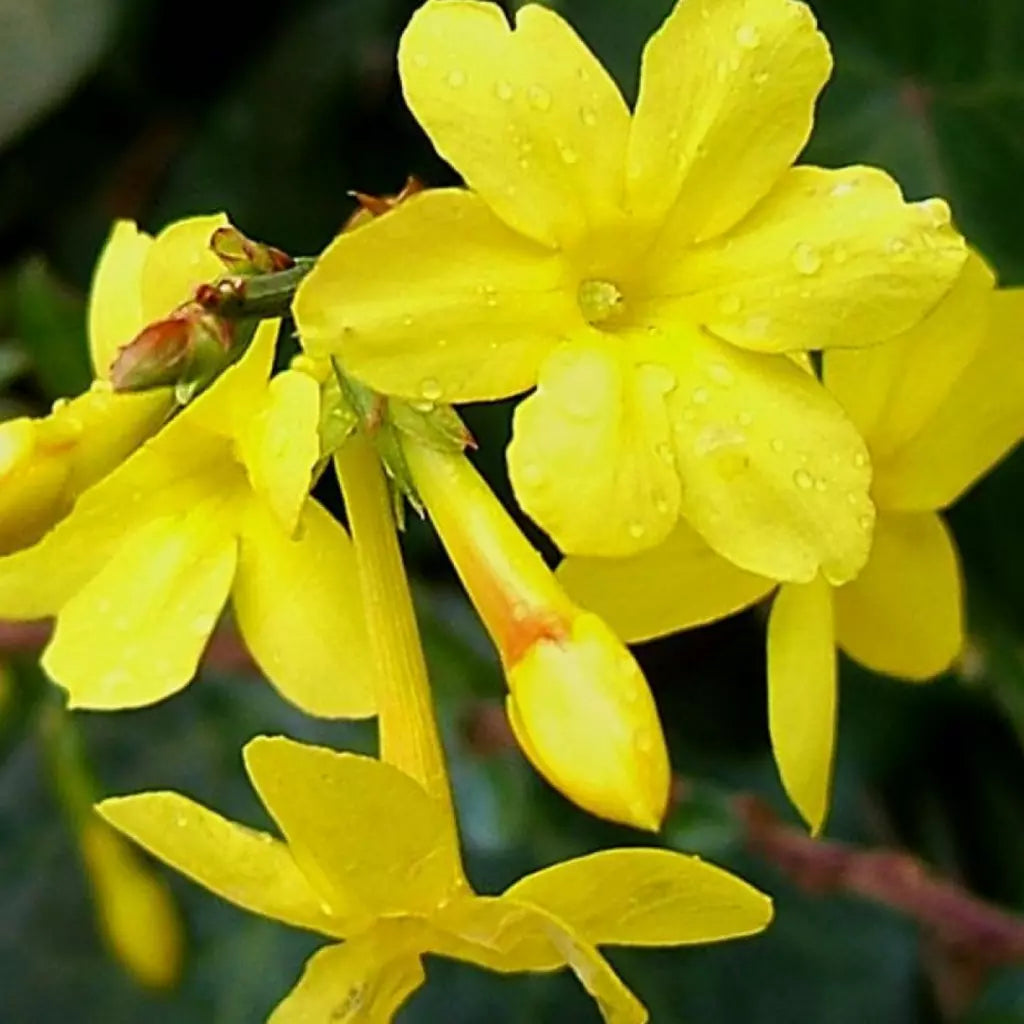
(200, 258), (316, 320)
(334, 431), (462, 859)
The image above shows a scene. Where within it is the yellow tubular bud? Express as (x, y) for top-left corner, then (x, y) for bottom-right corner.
(79, 816), (185, 990)
(403, 436), (670, 831)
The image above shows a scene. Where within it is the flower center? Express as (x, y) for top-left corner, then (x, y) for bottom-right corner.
(577, 278), (624, 326)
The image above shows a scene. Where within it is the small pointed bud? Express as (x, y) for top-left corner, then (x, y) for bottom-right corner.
(79, 816), (185, 989)
(506, 612), (669, 830)
(110, 304), (233, 394)
(403, 439), (671, 830)
(210, 225), (293, 274)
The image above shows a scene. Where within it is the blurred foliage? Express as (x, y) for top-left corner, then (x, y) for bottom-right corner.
(0, 0), (1022, 1021)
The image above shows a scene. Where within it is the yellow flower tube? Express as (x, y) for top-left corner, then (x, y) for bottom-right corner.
(403, 436), (669, 831)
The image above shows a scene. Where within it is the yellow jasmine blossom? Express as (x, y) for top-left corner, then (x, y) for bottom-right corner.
(99, 735), (773, 1022)
(0, 328), (374, 718)
(294, 0), (965, 585)
(560, 253), (1024, 832)
(0, 216), (227, 554)
(403, 438), (669, 830)
(79, 816), (184, 989)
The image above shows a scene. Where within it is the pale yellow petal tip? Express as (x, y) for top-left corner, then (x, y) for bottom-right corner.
(505, 612), (671, 831)
(80, 817), (185, 989)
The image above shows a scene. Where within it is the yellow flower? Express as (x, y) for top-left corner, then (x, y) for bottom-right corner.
(0, 328), (374, 718)
(99, 735), (772, 1022)
(79, 816), (184, 989)
(294, 0), (965, 585)
(560, 252), (1024, 832)
(403, 438), (669, 830)
(0, 216), (228, 554)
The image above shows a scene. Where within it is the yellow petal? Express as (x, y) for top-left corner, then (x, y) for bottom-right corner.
(42, 505), (238, 709)
(646, 167), (965, 354)
(506, 612), (670, 832)
(871, 286), (1024, 510)
(233, 499), (375, 719)
(243, 738), (463, 921)
(88, 221), (153, 378)
(628, 0), (830, 244)
(823, 252), (995, 454)
(184, 318), (280, 439)
(236, 367), (320, 534)
(506, 848), (772, 947)
(517, 904), (649, 1024)
(139, 213), (229, 323)
(97, 792), (342, 936)
(294, 189), (570, 403)
(766, 577), (836, 834)
(269, 931), (425, 1024)
(835, 511), (962, 679)
(398, 0), (630, 249)
(651, 326), (874, 584)
(557, 519), (774, 643)
(507, 338), (681, 558)
(79, 816), (184, 989)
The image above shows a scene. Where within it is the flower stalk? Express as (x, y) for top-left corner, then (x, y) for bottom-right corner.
(334, 430), (463, 866)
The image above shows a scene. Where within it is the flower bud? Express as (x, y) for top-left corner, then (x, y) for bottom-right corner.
(110, 303), (232, 393)
(344, 176), (425, 231)
(403, 437), (670, 830)
(210, 225), (293, 274)
(79, 816), (184, 989)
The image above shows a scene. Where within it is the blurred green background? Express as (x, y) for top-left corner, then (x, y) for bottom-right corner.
(1, 0), (1023, 1021)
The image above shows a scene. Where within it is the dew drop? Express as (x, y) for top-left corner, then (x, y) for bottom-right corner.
(793, 468), (814, 489)
(829, 180), (856, 198)
(420, 378), (443, 402)
(655, 441), (673, 463)
(744, 314), (772, 338)
(691, 386), (710, 405)
(412, 53), (429, 69)
(753, 70), (770, 85)
(436, 337), (449, 349)
(814, 477), (828, 492)
(579, 106), (598, 127)
(655, 497), (671, 515)
(792, 242), (822, 275)
(707, 362), (734, 387)
(635, 733), (654, 755)
(319, 900), (334, 915)
(176, 815), (188, 828)
(628, 520), (646, 540)
(770, 438), (785, 453)
(886, 237), (908, 255)
(494, 80), (514, 102)
(858, 513), (873, 530)
(846, 491), (859, 505)
(853, 452), (867, 468)
(527, 84), (551, 110)
(402, 315), (414, 328)
(735, 23), (761, 48)
(832, 244), (849, 265)
(558, 143), (579, 165)
(737, 410), (754, 427)
(446, 68), (467, 88)
(520, 462), (544, 486)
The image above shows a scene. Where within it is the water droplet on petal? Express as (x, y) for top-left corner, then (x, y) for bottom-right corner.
(853, 452), (867, 468)
(792, 242), (822, 275)
(735, 23), (761, 48)
(858, 513), (873, 530)
(691, 386), (709, 405)
(708, 362), (734, 387)
(520, 462), (543, 486)
(420, 378), (443, 402)
(558, 143), (579, 165)
(655, 441), (673, 463)
(412, 53), (429, 69)
(654, 497), (671, 515)
(886, 237), (907, 255)
(737, 410), (754, 427)
(495, 80), (514, 101)
(446, 68), (467, 88)
(770, 438), (785, 453)
(829, 180), (856, 198)
(846, 491), (859, 505)
(793, 468), (814, 490)
(814, 477), (828, 492)
(436, 338), (449, 349)
(527, 84), (551, 110)
(628, 520), (646, 540)
(832, 244), (849, 264)
(579, 106), (598, 127)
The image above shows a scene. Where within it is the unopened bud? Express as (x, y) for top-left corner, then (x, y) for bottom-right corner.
(110, 304), (232, 394)
(80, 816), (184, 989)
(210, 225), (293, 274)
(403, 438), (670, 830)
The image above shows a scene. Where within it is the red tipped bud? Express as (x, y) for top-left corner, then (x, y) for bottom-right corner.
(210, 225), (293, 274)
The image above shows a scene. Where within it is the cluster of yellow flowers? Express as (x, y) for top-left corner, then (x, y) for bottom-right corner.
(1, 0), (1022, 1020)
